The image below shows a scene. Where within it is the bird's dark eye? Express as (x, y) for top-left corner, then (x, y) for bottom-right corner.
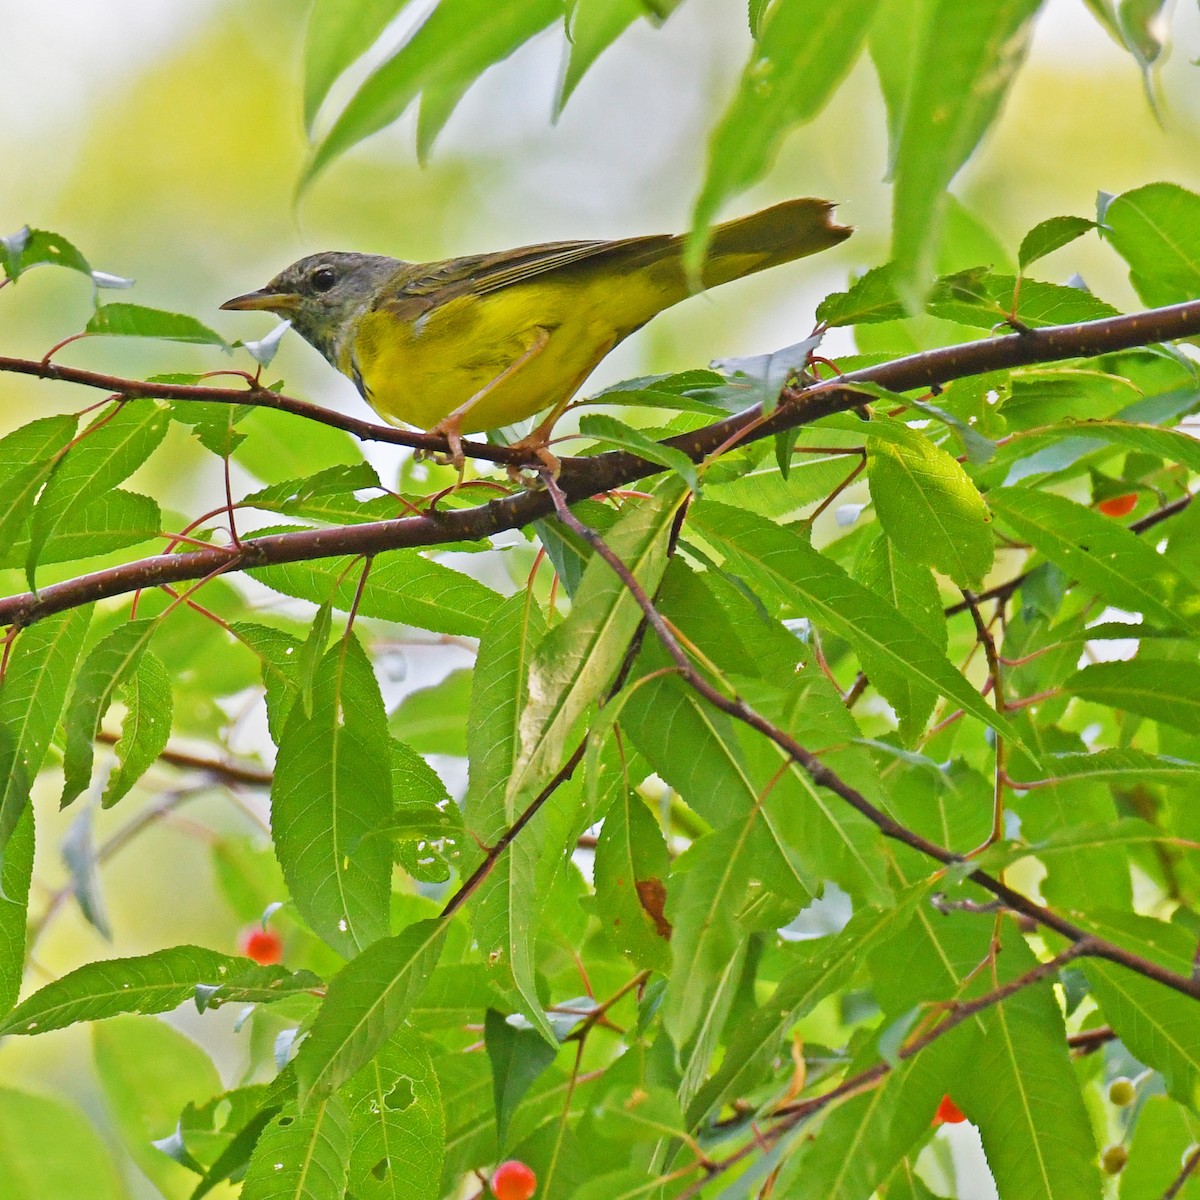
(310, 267), (336, 292)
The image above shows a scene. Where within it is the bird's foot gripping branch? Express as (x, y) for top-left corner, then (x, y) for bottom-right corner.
(6, 184), (1200, 1195)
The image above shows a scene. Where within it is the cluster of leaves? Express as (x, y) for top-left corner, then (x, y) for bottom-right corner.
(297, 0), (1171, 294)
(3, 2), (1200, 1197)
(4, 174), (1200, 1197)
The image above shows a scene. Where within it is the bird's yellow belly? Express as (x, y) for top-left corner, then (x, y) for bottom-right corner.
(347, 273), (662, 433)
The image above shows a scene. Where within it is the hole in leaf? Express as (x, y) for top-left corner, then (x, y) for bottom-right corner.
(384, 1078), (414, 1111)
(371, 1157), (391, 1180)
(278, 1116), (294, 1127)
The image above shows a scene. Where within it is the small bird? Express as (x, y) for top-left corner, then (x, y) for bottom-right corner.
(221, 198), (850, 472)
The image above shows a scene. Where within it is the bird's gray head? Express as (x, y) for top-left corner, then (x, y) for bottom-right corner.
(221, 251), (402, 367)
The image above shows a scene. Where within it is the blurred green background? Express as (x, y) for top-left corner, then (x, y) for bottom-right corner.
(4, 2), (1200, 1196)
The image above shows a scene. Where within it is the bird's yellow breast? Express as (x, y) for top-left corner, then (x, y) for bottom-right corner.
(343, 269), (669, 434)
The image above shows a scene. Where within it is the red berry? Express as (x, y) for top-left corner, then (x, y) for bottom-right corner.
(1098, 493), (1137, 517)
(933, 1094), (967, 1125)
(239, 927), (283, 965)
(491, 1159), (537, 1200)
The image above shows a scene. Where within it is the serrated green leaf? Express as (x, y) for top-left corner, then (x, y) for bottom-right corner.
(855, 532), (945, 742)
(690, 0), (879, 256)
(0, 225), (95, 282)
(593, 788), (671, 972)
(343, 1030), (443, 1200)
(294, 918), (447, 1106)
(272, 635), (393, 957)
(0, 811), (33, 1013)
(989, 487), (1200, 633)
(513, 478), (687, 800)
(240, 1095), (351, 1200)
(1018, 215), (1096, 270)
(252, 548), (502, 639)
(1104, 181), (1200, 308)
(1, 488), (161, 570)
(26, 402), (169, 586)
(86, 303), (227, 346)
(1118, 1094), (1200, 1200)
(0, 946), (244, 1035)
(0, 413), (79, 555)
(951, 929), (1101, 1200)
(687, 500), (1021, 745)
(867, 416), (993, 588)
(101, 650), (172, 808)
(1085, 962), (1200, 1109)
(578, 413), (698, 490)
(0, 605), (92, 887)
(1034, 748), (1200, 785)
(890, 0), (1041, 306)
(60, 618), (160, 808)
(388, 738), (464, 884)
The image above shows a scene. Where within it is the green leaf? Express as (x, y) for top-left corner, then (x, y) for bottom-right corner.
(388, 737), (464, 884)
(240, 1096), (351, 1200)
(988, 487), (1200, 633)
(578, 413), (699, 490)
(389, 668), (470, 756)
(252, 549), (502, 638)
(194, 962), (326, 1012)
(854, 532), (945, 742)
(0, 605), (92, 883)
(485, 1008), (559, 1149)
(272, 635), (394, 957)
(512, 478), (687, 802)
(816, 264), (906, 327)
(1104, 182), (1200, 308)
(294, 918), (447, 1106)
(1034, 748), (1200, 785)
(60, 618), (160, 808)
(691, 0), (879, 253)
(26, 402), (169, 586)
(0, 414), (78, 554)
(951, 928), (1101, 1200)
(302, 0), (413, 131)
(0, 811), (33, 1013)
(303, 0), (562, 186)
(1018, 215), (1096, 270)
(85, 302), (227, 346)
(662, 824), (753, 1048)
(1118, 1094), (1200, 1200)
(93, 1015), (222, 1197)
(0, 489), (161, 570)
(1, 226), (95, 282)
(1085, 962), (1200, 1108)
(686, 895), (925, 1127)
(100, 650), (172, 808)
(866, 416), (993, 588)
(592, 788), (671, 972)
(0, 1087), (126, 1199)
(890, 0), (1041, 305)
(0, 945), (245, 1035)
(558, 0), (644, 113)
(343, 1030), (443, 1200)
(687, 500), (1021, 745)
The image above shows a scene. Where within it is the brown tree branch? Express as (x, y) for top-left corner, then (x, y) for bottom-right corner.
(5, 299), (1200, 630)
(539, 471), (1200, 1002)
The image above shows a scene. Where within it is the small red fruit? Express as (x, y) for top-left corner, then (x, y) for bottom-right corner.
(1098, 493), (1138, 518)
(239, 927), (284, 965)
(491, 1159), (537, 1200)
(933, 1094), (967, 1126)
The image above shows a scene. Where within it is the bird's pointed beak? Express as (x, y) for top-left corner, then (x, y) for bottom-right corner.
(220, 289), (302, 313)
